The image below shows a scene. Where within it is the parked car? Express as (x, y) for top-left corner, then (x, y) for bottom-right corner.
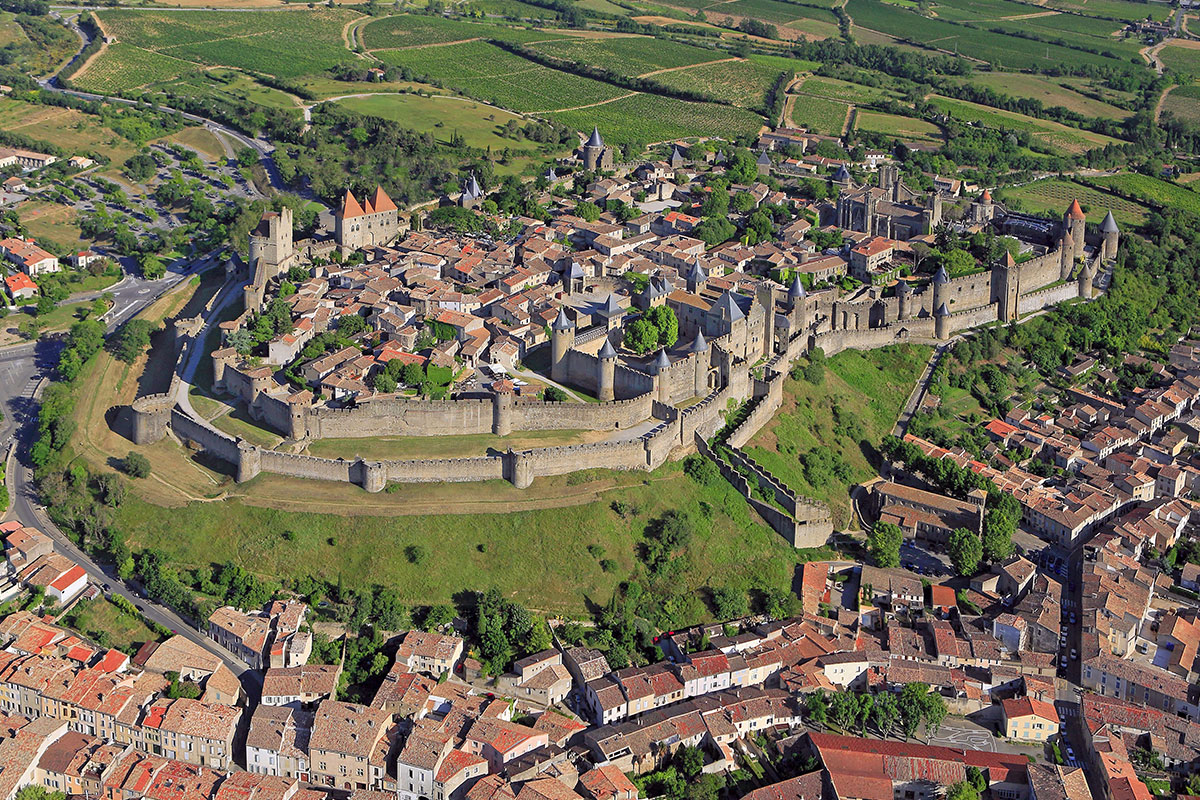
(1071, 648), (1078, 661)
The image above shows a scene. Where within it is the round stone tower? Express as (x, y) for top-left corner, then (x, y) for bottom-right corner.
(689, 330), (709, 397)
(653, 348), (671, 404)
(597, 338), (616, 402)
(897, 279), (912, 321)
(1064, 199), (1086, 264)
(550, 307), (574, 385)
(1100, 210), (1119, 261)
(130, 395), (172, 445)
(932, 265), (949, 314)
(935, 303), (951, 340)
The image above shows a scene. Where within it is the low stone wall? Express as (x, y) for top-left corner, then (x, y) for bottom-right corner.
(170, 408), (240, 463)
(813, 318), (936, 356)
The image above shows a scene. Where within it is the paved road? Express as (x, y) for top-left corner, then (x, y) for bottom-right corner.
(0, 260), (262, 696)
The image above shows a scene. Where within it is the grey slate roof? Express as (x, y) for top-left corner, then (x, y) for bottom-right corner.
(935, 303), (949, 317)
(1100, 210), (1119, 233)
(598, 338), (617, 359)
(598, 293), (623, 318)
(689, 330), (707, 353)
(586, 126), (604, 148)
(833, 165), (851, 182)
(552, 307), (574, 331)
(712, 290), (746, 322)
(933, 265), (949, 285)
(788, 273), (805, 300)
(756, 151), (771, 166)
(687, 259), (706, 286)
(653, 348), (671, 372)
(464, 173), (483, 200)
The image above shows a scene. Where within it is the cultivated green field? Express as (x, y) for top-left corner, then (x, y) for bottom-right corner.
(846, 0), (1130, 70)
(335, 94), (547, 154)
(376, 40), (627, 112)
(1159, 43), (1200, 78)
(788, 94), (850, 135)
(747, 52), (821, 72)
(649, 59), (783, 107)
(954, 72), (1132, 120)
(1090, 173), (1200, 216)
(548, 92), (765, 144)
(1043, 0), (1169, 21)
(360, 14), (570, 48)
(855, 110), (942, 143)
(82, 8), (361, 87)
(921, 0), (1035, 22)
(531, 35), (723, 76)
(988, 13), (1143, 59)
(794, 75), (898, 103)
(997, 178), (1148, 226)
(1161, 84), (1200, 125)
(929, 95), (1122, 154)
(706, 0), (841, 26)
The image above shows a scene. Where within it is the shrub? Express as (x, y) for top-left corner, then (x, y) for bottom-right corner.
(121, 451), (151, 478)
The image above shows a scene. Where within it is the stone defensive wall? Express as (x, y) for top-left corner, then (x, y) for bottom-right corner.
(303, 393), (655, 440)
(1016, 280), (1082, 316)
(813, 318), (937, 357)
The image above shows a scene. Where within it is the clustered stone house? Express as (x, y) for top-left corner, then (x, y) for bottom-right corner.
(213, 128), (1115, 454)
(207, 600), (312, 671)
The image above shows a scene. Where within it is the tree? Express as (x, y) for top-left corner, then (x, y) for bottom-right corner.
(921, 692), (947, 739)
(678, 745), (704, 778)
(983, 506), (1015, 563)
(338, 313), (367, 336)
(869, 522), (903, 568)
(856, 692), (874, 734)
(898, 683), (928, 740)
(806, 691), (827, 728)
(110, 319), (154, 363)
(948, 527), (983, 577)
(871, 691), (899, 736)
(542, 386), (568, 402)
(829, 690), (858, 730)
(575, 201), (601, 222)
(711, 586), (748, 620)
(401, 361), (424, 386)
(122, 451), (151, 478)
(965, 767), (986, 795)
(373, 373), (397, 393)
(34, 294), (55, 317)
(945, 782), (979, 800)
(646, 305), (678, 348)
(624, 318), (659, 354)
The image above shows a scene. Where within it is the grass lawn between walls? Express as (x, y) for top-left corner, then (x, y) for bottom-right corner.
(746, 344), (932, 529)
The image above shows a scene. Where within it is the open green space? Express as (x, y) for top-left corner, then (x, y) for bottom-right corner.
(706, 0), (841, 26)
(747, 52), (821, 72)
(112, 460), (815, 614)
(996, 177), (1148, 226)
(360, 13), (569, 48)
(159, 69), (303, 113)
(988, 13), (1143, 59)
(1043, 0), (1169, 21)
(547, 92), (765, 145)
(61, 597), (164, 653)
(846, 0), (1130, 71)
(956, 72), (1132, 120)
(794, 75), (899, 104)
(1158, 43), (1200, 78)
(745, 344), (932, 529)
(334, 94), (547, 154)
(925, 0), (1043, 22)
(1162, 84), (1200, 125)
(649, 59), (783, 107)
(79, 8), (362, 91)
(787, 93), (849, 135)
(928, 95), (1123, 154)
(375, 40), (628, 112)
(854, 110), (943, 142)
(1090, 172), (1200, 216)
(306, 429), (606, 460)
(530, 35), (722, 76)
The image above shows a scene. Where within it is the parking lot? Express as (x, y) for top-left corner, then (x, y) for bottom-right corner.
(899, 538), (952, 578)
